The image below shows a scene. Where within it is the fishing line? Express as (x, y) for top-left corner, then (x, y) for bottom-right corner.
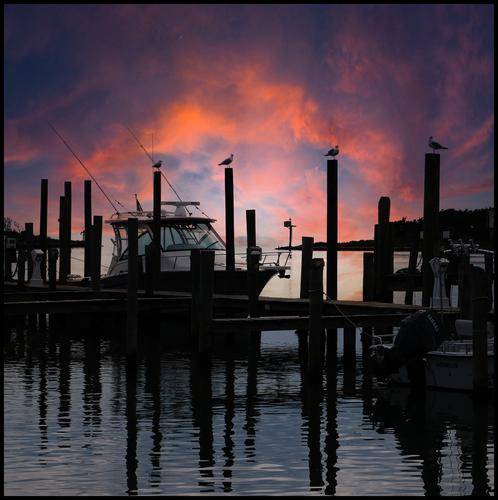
(48, 122), (120, 214)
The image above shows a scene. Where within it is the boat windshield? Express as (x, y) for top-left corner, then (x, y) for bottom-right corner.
(161, 222), (225, 251)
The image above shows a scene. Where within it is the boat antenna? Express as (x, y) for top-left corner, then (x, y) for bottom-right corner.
(126, 126), (192, 214)
(48, 122), (121, 214)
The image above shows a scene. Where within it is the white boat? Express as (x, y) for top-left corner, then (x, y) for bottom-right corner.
(99, 201), (290, 294)
(390, 321), (494, 391)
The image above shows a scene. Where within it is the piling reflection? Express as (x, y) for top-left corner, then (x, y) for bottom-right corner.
(3, 323), (495, 496)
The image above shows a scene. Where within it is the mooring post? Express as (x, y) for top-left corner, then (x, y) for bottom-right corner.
(126, 218), (138, 358)
(48, 248), (58, 290)
(470, 266), (491, 394)
(300, 236), (314, 299)
(308, 258), (324, 380)
(422, 153), (440, 306)
(58, 195), (68, 284)
(144, 244), (154, 297)
(484, 253), (493, 278)
(17, 249), (26, 289)
(64, 181), (72, 277)
(190, 249), (202, 349)
(404, 232), (419, 305)
(92, 215), (103, 291)
(246, 209), (256, 248)
(225, 167), (235, 272)
(152, 170), (161, 293)
(198, 250), (215, 353)
(40, 179), (48, 282)
(458, 262), (473, 319)
(25, 222), (34, 281)
(247, 246), (261, 318)
(84, 180), (92, 277)
(361, 251), (374, 357)
(374, 197), (393, 302)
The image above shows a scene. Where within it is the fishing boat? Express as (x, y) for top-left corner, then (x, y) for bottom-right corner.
(99, 201), (290, 295)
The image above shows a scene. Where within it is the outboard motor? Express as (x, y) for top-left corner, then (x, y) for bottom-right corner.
(369, 309), (445, 386)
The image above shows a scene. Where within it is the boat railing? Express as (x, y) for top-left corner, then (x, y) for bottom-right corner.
(436, 338), (494, 355)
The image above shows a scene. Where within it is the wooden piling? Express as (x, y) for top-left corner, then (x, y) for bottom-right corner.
(404, 233), (419, 305)
(152, 171), (161, 291)
(48, 248), (58, 290)
(308, 258), (324, 380)
(58, 196), (68, 284)
(470, 266), (491, 394)
(198, 250), (215, 353)
(422, 153), (440, 306)
(190, 249), (202, 349)
(64, 181), (72, 276)
(84, 180), (92, 277)
(225, 167), (235, 272)
(326, 159), (338, 300)
(361, 251), (374, 357)
(17, 249), (26, 289)
(40, 179), (48, 282)
(92, 216), (103, 291)
(300, 236), (314, 299)
(458, 262), (473, 319)
(247, 246), (261, 318)
(25, 222), (34, 281)
(126, 218), (138, 357)
(246, 209), (256, 248)
(374, 197), (393, 302)
(484, 253), (493, 277)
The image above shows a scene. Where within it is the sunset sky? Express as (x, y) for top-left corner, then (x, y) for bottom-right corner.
(4, 4), (494, 249)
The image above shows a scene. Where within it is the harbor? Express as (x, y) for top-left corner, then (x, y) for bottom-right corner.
(4, 4), (494, 496)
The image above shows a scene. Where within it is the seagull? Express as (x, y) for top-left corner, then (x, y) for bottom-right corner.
(428, 136), (448, 153)
(325, 145), (339, 157)
(218, 154), (234, 166)
(152, 160), (163, 169)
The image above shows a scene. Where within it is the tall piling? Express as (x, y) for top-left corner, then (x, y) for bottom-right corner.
(64, 181), (72, 276)
(374, 196), (393, 303)
(84, 180), (92, 277)
(422, 153), (440, 306)
(126, 218), (138, 358)
(58, 195), (68, 284)
(471, 266), (491, 394)
(198, 250), (215, 353)
(404, 233), (419, 305)
(225, 167), (235, 272)
(361, 252), (374, 357)
(48, 249), (58, 290)
(92, 216), (103, 291)
(247, 246), (261, 318)
(25, 222), (34, 281)
(190, 249), (202, 349)
(300, 236), (314, 299)
(308, 258), (324, 380)
(40, 179), (48, 282)
(246, 209), (256, 249)
(152, 170), (161, 293)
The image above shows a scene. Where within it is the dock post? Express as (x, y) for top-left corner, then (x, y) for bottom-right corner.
(190, 249), (201, 350)
(152, 171), (161, 293)
(247, 246), (261, 318)
(246, 209), (256, 248)
(471, 266), (491, 394)
(484, 252), (493, 278)
(25, 223), (34, 281)
(48, 248), (58, 290)
(404, 232), (419, 305)
(64, 181), (72, 277)
(361, 252), (374, 358)
(144, 244), (154, 297)
(374, 197), (393, 302)
(58, 195), (69, 284)
(126, 218), (138, 358)
(92, 215), (102, 291)
(225, 167), (235, 272)
(84, 180), (92, 277)
(300, 236), (314, 299)
(308, 258), (324, 380)
(40, 179), (48, 282)
(422, 153), (440, 306)
(458, 262), (473, 319)
(198, 250), (215, 353)
(17, 249), (26, 289)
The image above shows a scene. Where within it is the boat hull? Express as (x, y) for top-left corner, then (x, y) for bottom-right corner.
(99, 268), (279, 296)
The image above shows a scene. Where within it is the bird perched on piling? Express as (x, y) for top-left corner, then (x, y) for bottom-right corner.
(428, 136), (448, 153)
(325, 145), (339, 158)
(218, 154), (234, 167)
(152, 160), (163, 169)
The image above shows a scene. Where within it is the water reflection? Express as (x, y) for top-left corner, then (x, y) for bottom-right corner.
(3, 327), (495, 496)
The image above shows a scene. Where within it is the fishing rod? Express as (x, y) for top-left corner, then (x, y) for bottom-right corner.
(48, 122), (121, 214)
(126, 126), (186, 205)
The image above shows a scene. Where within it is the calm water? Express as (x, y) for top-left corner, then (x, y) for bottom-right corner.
(4, 251), (494, 495)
